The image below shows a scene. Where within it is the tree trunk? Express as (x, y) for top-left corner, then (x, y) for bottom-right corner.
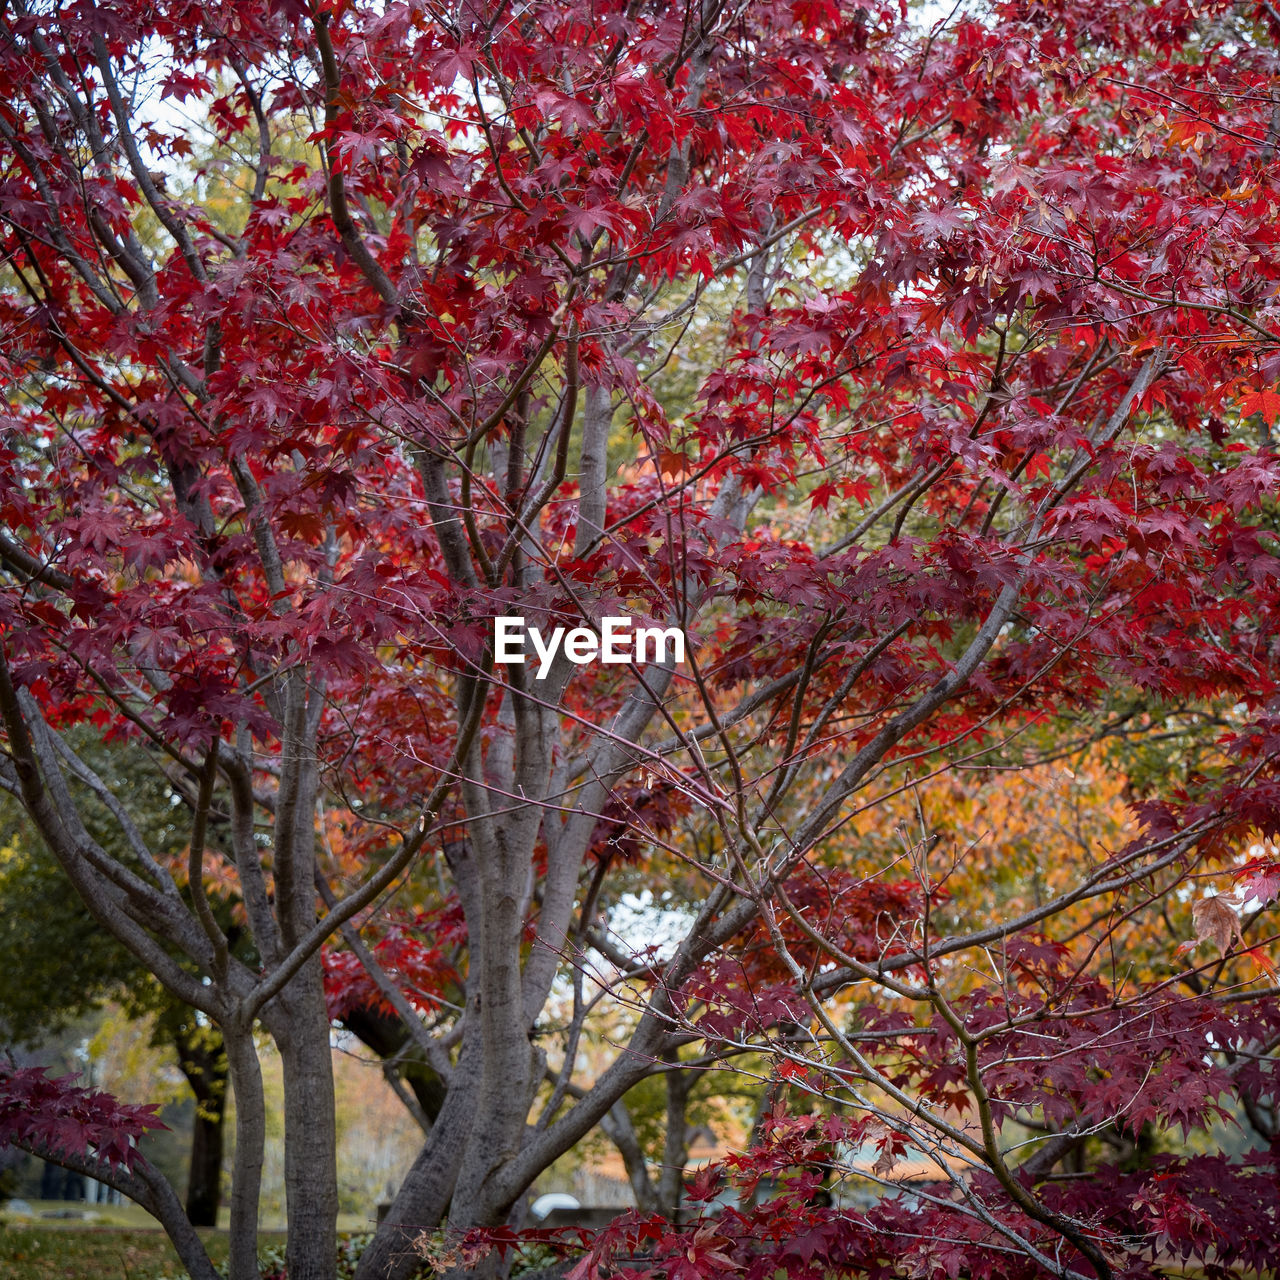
(599, 1101), (658, 1215)
(261, 676), (340, 1280)
(224, 1027), (267, 1280)
(186, 1088), (226, 1228)
(169, 1019), (229, 1228)
(273, 964), (340, 1280)
(353, 1037), (481, 1280)
(656, 1058), (691, 1222)
(446, 859), (537, 1235)
(343, 1005), (447, 1124)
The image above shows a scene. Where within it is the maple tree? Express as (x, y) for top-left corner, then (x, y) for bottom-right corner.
(5, 0), (1280, 1278)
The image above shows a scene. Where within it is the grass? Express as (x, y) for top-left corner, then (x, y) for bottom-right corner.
(0, 1203), (549, 1278)
(0, 1204), (294, 1280)
(0, 1204), (408, 1279)
(0, 1222), (234, 1280)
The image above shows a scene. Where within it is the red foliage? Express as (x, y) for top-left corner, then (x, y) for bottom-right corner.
(5, 0), (1280, 1275)
(323, 909), (463, 1021)
(0, 1065), (166, 1173)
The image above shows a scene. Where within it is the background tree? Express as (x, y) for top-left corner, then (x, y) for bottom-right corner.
(0, 736), (231, 1227)
(3, 3), (1280, 1280)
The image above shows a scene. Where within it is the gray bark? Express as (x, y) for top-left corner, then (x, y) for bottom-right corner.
(266, 676), (340, 1280)
(272, 975), (340, 1280)
(656, 1059), (692, 1220)
(352, 1036), (481, 1280)
(575, 382), (612, 553)
(224, 1026), (266, 1280)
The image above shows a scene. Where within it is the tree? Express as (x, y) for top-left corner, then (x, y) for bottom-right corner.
(3, 0), (1280, 1278)
(0, 734), (233, 1228)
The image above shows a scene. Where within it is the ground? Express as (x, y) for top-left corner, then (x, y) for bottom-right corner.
(0, 1201), (345, 1279)
(0, 1222), (235, 1280)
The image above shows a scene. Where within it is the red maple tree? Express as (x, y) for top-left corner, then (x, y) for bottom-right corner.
(3, 0), (1280, 1277)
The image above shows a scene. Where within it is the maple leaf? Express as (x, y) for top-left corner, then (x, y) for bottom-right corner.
(1191, 894), (1244, 957)
(1237, 387), (1280, 425)
(809, 480), (837, 510)
(872, 1143), (899, 1180)
(860, 1118), (903, 1179)
(912, 205), (968, 240)
(1236, 857), (1280, 906)
(657, 446), (690, 477)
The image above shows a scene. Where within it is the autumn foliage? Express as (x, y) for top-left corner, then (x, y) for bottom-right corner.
(4, 0), (1280, 1278)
